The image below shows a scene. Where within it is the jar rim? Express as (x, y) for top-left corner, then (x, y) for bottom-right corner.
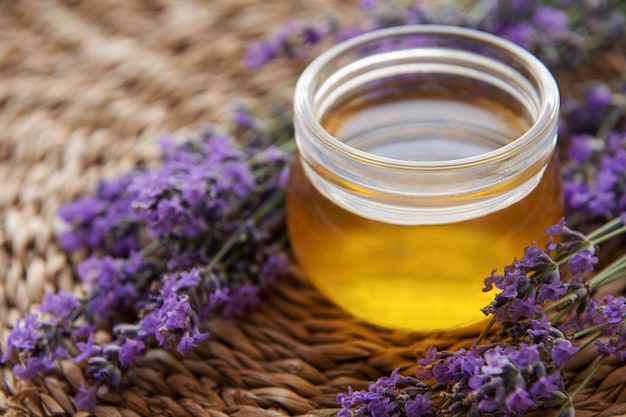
(294, 24), (559, 170)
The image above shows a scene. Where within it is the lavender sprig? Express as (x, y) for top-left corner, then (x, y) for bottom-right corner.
(338, 77), (626, 417)
(338, 72), (626, 414)
(1, 114), (291, 411)
(561, 83), (626, 221)
(246, 0), (626, 70)
(338, 215), (626, 417)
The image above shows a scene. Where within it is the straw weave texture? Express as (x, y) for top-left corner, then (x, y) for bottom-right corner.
(1, 1), (626, 416)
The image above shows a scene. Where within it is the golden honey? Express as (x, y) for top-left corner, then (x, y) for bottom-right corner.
(289, 26), (562, 331)
(288, 162), (563, 331)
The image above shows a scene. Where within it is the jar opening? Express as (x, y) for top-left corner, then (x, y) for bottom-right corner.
(320, 64), (535, 162)
(292, 25), (559, 225)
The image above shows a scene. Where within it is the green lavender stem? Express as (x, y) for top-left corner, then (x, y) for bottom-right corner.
(140, 239), (164, 257)
(556, 356), (606, 416)
(574, 319), (623, 339)
(586, 216), (623, 241)
(475, 316), (496, 344)
(588, 252), (626, 291)
(596, 106), (625, 139)
(543, 293), (580, 315)
(206, 187), (286, 272)
(590, 225), (626, 246)
(576, 332), (602, 352)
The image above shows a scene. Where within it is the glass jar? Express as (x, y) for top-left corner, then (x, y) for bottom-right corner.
(287, 25), (563, 331)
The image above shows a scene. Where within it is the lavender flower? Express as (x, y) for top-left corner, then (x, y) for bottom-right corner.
(595, 328), (626, 361)
(75, 384), (99, 412)
(337, 368), (434, 417)
(0, 118), (289, 410)
(566, 134), (594, 164)
(57, 174), (141, 256)
(39, 291), (81, 321)
(244, 19), (327, 68)
(577, 295), (626, 334)
(77, 255), (144, 321)
(74, 335), (101, 364)
(127, 133), (257, 239)
(139, 271), (210, 355)
(563, 130), (626, 219)
(481, 241), (563, 322)
(118, 339), (146, 366)
(413, 339), (568, 416)
(341, 212), (626, 417)
(245, 0), (626, 69)
(1, 313), (70, 381)
(552, 339), (578, 367)
(568, 248), (599, 276)
(2, 314), (42, 360)
(586, 84), (613, 110)
(12, 354), (57, 380)
(532, 6), (568, 33)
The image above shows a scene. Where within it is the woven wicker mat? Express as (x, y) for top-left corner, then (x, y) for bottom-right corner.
(2, 1), (626, 416)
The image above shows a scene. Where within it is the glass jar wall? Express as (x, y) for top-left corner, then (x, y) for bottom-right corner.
(288, 25), (563, 331)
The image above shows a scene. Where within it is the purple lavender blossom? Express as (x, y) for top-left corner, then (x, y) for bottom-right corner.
(509, 297), (542, 321)
(74, 335), (101, 364)
(412, 341), (570, 417)
(233, 105), (256, 130)
(31, 121), (289, 410)
(244, 19), (327, 68)
(78, 255), (142, 321)
(245, 0), (625, 70)
(544, 218), (589, 254)
(57, 174), (141, 256)
(12, 354), (56, 380)
(221, 285), (262, 318)
(566, 134), (594, 164)
(262, 254), (290, 283)
(511, 343), (541, 368)
(2, 314), (70, 381)
(562, 82), (626, 220)
(580, 296), (626, 333)
(55, 125), (289, 374)
(530, 373), (562, 400)
(337, 368), (434, 417)
(118, 339), (146, 366)
(506, 386), (535, 413)
(138, 270), (211, 355)
(568, 247), (599, 276)
(75, 384), (99, 412)
(552, 339), (578, 367)
(245, 40), (280, 69)
(595, 309), (626, 360)
(502, 22), (535, 49)
(359, 0), (378, 12)
(57, 197), (105, 231)
(586, 84), (613, 110)
(404, 394), (433, 417)
(528, 315), (556, 338)
(537, 280), (567, 305)
(2, 314), (42, 361)
(39, 291), (81, 321)
(532, 6), (569, 32)
(124, 131), (264, 242)
(482, 241), (562, 322)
